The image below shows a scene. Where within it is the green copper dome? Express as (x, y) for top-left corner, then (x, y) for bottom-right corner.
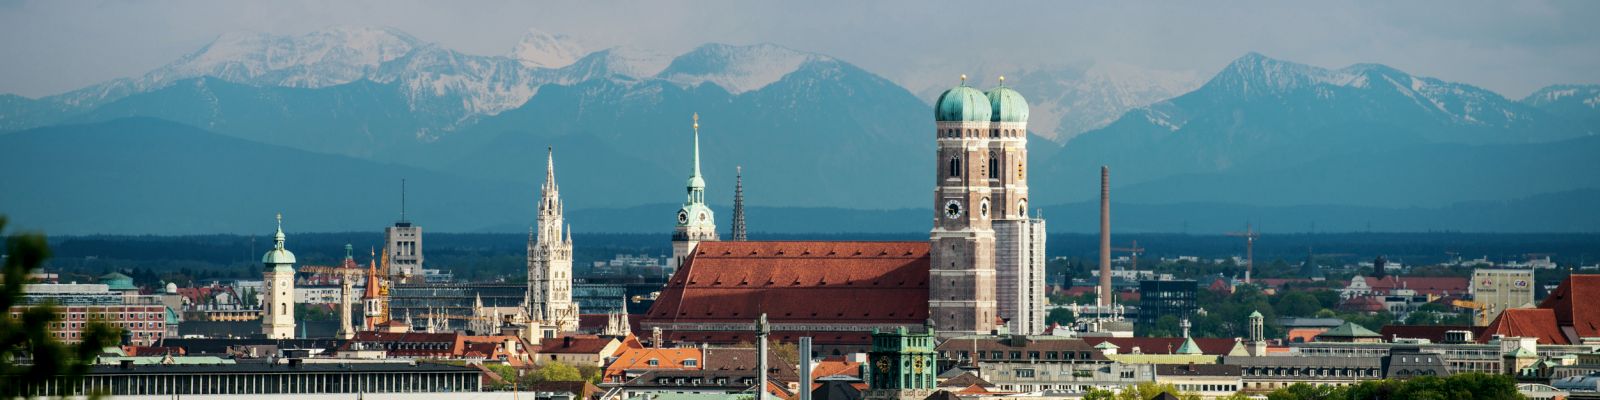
(986, 85), (1029, 123)
(934, 84), (991, 122)
(262, 215), (296, 267)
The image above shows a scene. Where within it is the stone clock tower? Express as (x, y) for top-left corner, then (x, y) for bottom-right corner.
(261, 214), (297, 339)
(672, 113), (718, 271)
(929, 76), (1041, 337)
(929, 76), (999, 337)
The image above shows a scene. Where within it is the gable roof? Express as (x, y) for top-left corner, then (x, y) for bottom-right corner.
(1317, 322), (1381, 339)
(811, 358), (861, 378)
(605, 346), (704, 380)
(1540, 274), (1600, 339)
(1478, 308), (1571, 345)
(938, 371), (994, 388)
(538, 335), (619, 355)
(1081, 337), (1238, 356)
(644, 241), (929, 325)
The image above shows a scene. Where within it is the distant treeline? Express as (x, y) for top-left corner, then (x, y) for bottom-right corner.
(16, 232), (1599, 285)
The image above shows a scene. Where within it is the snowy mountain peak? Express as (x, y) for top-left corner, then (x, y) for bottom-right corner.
(560, 46), (672, 81)
(1523, 84), (1600, 109)
(166, 26), (421, 89)
(509, 28), (586, 69)
(658, 43), (826, 94)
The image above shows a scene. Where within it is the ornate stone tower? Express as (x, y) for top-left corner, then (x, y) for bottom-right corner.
(261, 214), (297, 339)
(1247, 310), (1267, 356)
(929, 76), (1000, 337)
(672, 113), (719, 270)
(986, 77), (1046, 335)
(528, 148), (580, 339)
(864, 325), (938, 400)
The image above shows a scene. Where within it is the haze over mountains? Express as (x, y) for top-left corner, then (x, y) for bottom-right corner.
(1, 27), (1596, 234)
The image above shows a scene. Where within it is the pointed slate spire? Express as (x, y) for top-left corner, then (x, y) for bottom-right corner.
(732, 166), (747, 241)
(691, 113), (702, 184)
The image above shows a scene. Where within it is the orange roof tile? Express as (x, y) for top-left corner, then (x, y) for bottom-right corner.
(604, 347), (704, 381)
(1478, 308), (1570, 345)
(1540, 275), (1600, 339)
(811, 359), (861, 378)
(643, 241), (929, 326)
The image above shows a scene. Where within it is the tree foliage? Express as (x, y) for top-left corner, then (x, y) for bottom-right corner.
(1084, 382), (1201, 400)
(1, 215), (120, 399)
(530, 362), (584, 382)
(1264, 373), (1522, 400)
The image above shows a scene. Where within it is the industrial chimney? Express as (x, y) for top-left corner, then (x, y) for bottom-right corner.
(1099, 166), (1112, 308)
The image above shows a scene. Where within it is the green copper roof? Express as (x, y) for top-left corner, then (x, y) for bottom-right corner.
(1318, 321), (1380, 338)
(1175, 337), (1204, 355)
(1509, 347), (1537, 358)
(1249, 310), (1264, 318)
(99, 272), (137, 291)
(1094, 341), (1120, 349)
(934, 84), (991, 122)
(986, 85), (1029, 123)
(262, 214), (296, 266)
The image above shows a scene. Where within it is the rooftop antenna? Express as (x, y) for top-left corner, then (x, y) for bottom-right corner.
(400, 179), (408, 223)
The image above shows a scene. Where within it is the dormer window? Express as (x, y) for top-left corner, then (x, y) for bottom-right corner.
(684, 359), (698, 367)
(647, 358), (659, 366)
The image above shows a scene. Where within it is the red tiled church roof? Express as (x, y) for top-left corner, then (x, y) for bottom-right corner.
(1478, 308), (1570, 345)
(1540, 275), (1600, 339)
(643, 241), (929, 325)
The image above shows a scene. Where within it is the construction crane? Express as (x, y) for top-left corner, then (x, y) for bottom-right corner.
(1227, 223), (1260, 284)
(1450, 299), (1493, 326)
(1111, 240), (1145, 269)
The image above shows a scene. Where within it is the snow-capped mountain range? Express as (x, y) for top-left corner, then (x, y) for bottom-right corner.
(18, 26), (837, 138)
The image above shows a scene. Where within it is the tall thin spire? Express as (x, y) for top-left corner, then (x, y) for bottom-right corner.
(732, 166), (747, 241)
(692, 113), (702, 181)
(545, 147), (557, 191)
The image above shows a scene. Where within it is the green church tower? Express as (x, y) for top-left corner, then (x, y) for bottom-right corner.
(865, 325), (938, 400)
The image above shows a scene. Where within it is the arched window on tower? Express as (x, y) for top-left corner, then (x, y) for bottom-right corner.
(988, 152), (1000, 178)
(949, 156), (961, 177)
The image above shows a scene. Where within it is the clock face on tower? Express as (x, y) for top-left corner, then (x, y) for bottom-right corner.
(944, 199), (963, 219)
(875, 357), (890, 372)
(677, 210), (689, 224)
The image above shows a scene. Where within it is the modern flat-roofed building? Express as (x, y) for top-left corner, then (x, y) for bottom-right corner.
(1137, 280), (1198, 327)
(1470, 268), (1535, 326)
(11, 283), (173, 346)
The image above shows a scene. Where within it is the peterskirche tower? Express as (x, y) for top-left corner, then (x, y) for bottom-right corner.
(527, 148), (580, 340)
(731, 166), (747, 241)
(928, 75), (1044, 337)
(672, 113), (719, 270)
(261, 214), (297, 339)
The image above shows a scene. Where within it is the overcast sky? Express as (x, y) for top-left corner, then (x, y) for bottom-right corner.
(2, 0), (1597, 98)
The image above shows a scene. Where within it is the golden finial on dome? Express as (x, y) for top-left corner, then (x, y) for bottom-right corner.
(999, 75), (1005, 86)
(692, 112), (699, 131)
(960, 74), (967, 85)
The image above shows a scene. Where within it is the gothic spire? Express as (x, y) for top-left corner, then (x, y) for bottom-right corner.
(544, 146), (557, 192)
(732, 166), (747, 241)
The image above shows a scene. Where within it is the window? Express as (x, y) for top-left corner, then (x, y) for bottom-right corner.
(1010, 351), (1022, 360)
(988, 152), (999, 178)
(1016, 369), (1035, 378)
(949, 157), (961, 177)
(647, 359), (659, 366)
(683, 359), (697, 367)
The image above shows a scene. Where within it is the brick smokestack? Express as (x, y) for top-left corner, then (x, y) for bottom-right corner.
(1099, 166), (1112, 307)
